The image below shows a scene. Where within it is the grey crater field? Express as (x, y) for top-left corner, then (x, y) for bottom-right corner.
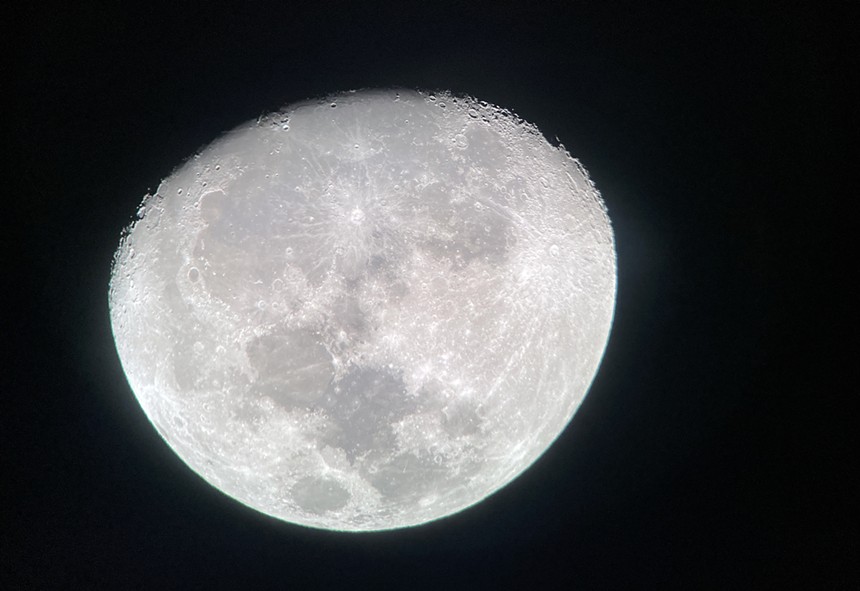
(109, 88), (616, 531)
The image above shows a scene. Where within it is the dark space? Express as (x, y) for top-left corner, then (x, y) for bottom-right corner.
(7, 1), (852, 588)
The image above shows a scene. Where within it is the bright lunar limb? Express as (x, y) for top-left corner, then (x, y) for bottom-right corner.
(109, 88), (616, 531)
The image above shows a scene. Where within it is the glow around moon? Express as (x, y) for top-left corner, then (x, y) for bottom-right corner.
(109, 88), (616, 531)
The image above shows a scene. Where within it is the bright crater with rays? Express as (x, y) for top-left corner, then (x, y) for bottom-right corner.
(109, 89), (616, 531)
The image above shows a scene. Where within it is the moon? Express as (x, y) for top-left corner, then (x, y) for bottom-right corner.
(109, 88), (616, 531)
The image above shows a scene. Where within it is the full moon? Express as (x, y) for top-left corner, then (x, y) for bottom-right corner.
(109, 88), (616, 531)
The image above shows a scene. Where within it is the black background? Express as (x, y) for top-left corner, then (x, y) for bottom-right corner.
(8, 1), (852, 589)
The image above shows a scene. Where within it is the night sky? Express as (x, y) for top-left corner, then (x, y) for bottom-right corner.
(9, 1), (851, 589)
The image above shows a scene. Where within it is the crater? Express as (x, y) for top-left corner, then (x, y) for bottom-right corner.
(198, 190), (227, 223)
(319, 366), (416, 462)
(247, 328), (334, 408)
(367, 452), (447, 503)
(441, 403), (482, 437)
(291, 476), (350, 514)
(329, 295), (367, 335)
(417, 185), (512, 269)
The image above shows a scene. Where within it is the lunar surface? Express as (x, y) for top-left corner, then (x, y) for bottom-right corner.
(109, 88), (616, 531)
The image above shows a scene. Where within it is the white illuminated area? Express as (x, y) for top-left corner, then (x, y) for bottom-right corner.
(109, 88), (616, 531)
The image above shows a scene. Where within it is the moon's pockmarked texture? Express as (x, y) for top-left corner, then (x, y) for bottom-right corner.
(109, 89), (616, 531)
